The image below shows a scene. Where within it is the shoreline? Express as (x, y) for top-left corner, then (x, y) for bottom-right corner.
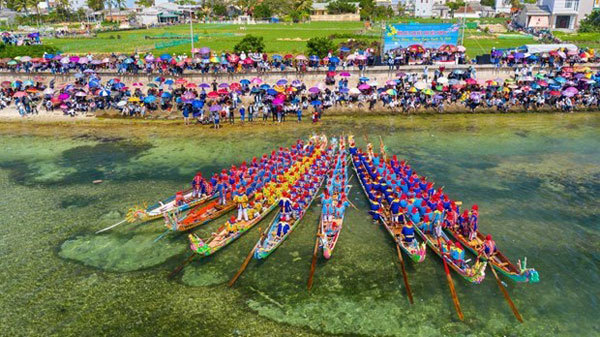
(1, 105), (598, 124)
(1, 110), (597, 140)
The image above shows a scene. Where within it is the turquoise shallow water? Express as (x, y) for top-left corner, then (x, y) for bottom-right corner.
(0, 114), (599, 336)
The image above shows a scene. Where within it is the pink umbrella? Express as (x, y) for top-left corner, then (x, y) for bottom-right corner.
(308, 87), (320, 93)
(58, 93), (70, 100)
(251, 77), (262, 84)
(296, 55), (307, 61)
(191, 48), (200, 54)
(355, 55), (367, 61)
(69, 56), (80, 62)
(358, 84), (370, 90)
(13, 91), (27, 98)
(340, 72), (351, 77)
(78, 57), (89, 64)
(272, 98), (284, 105)
(182, 92), (196, 100)
(132, 82), (143, 87)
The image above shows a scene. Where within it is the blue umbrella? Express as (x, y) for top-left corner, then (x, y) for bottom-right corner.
(99, 89), (111, 97)
(359, 76), (369, 82)
(548, 83), (562, 90)
(329, 56), (340, 64)
(192, 100), (204, 108)
(340, 88), (349, 93)
(251, 87), (260, 93)
(144, 95), (157, 103)
(113, 82), (125, 89)
(240, 79), (250, 85)
(161, 92), (172, 98)
(554, 76), (567, 84)
(154, 76), (163, 82)
(260, 84), (270, 90)
(276, 79), (287, 86)
(164, 79), (174, 85)
(123, 58), (134, 64)
(88, 80), (100, 88)
(309, 55), (319, 61)
(45, 53), (54, 59)
(272, 55), (282, 60)
(340, 46), (350, 52)
(311, 100), (322, 106)
(267, 88), (278, 95)
(160, 54), (172, 61)
(220, 59), (229, 65)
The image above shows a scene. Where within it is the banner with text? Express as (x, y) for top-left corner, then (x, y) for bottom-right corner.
(384, 23), (460, 52)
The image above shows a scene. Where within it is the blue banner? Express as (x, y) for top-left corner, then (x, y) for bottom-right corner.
(384, 23), (460, 52)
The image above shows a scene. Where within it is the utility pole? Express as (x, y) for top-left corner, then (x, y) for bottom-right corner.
(188, 8), (194, 52)
(460, 3), (467, 46)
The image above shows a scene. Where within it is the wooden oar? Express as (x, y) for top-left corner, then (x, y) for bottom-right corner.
(395, 241), (414, 304)
(95, 219), (127, 234)
(489, 262), (524, 322)
(307, 219), (322, 291)
(228, 227), (262, 287)
(437, 237), (464, 321)
(167, 252), (196, 279)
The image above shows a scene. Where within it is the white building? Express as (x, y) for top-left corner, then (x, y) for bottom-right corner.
(414, 0), (434, 17)
(494, 0), (512, 14)
(538, 0), (594, 30)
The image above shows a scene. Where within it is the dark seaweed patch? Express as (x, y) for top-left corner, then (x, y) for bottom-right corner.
(59, 194), (99, 209)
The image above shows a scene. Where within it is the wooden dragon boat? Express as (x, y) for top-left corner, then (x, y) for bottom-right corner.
(253, 138), (333, 260)
(164, 198), (236, 232)
(319, 139), (348, 260)
(165, 137), (321, 233)
(351, 151), (427, 263)
(444, 228), (539, 283)
(413, 215), (487, 284)
(188, 202), (278, 257)
(126, 187), (216, 224)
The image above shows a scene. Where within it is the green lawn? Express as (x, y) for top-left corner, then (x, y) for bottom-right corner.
(554, 31), (600, 48)
(463, 31), (534, 58)
(44, 21), (530, 58)
(45, 22), (370, 56)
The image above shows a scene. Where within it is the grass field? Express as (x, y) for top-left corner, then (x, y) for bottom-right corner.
(554, 31), (600, 48)
(44, 21), (534, 58)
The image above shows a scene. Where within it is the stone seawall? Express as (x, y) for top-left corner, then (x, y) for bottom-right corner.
(2, 64), (599, 85)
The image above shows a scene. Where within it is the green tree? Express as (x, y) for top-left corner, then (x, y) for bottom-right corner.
(327, 1), (357, 14)
(87, 0), (105, 11)
(480, 0), (494, 6)
(306, 36), (335, 58)
(212, 3), (227, 16)
(359, 0), (375, 20)
(291, 0), (313, 14)
(447, 0), (465, 17)
(579, 10), (600, 32)
(253, 4), (272, 19)
(135, 0), (154, 8)
(234, 34), (265, 52)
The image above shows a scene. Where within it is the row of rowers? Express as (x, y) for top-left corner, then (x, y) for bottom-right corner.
(174, 140), (316, 207)
(226, 143), (329, 235)
(351, 148), (497, 265)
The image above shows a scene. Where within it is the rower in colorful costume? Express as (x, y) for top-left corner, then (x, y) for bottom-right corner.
(191, 172), (208, 199)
